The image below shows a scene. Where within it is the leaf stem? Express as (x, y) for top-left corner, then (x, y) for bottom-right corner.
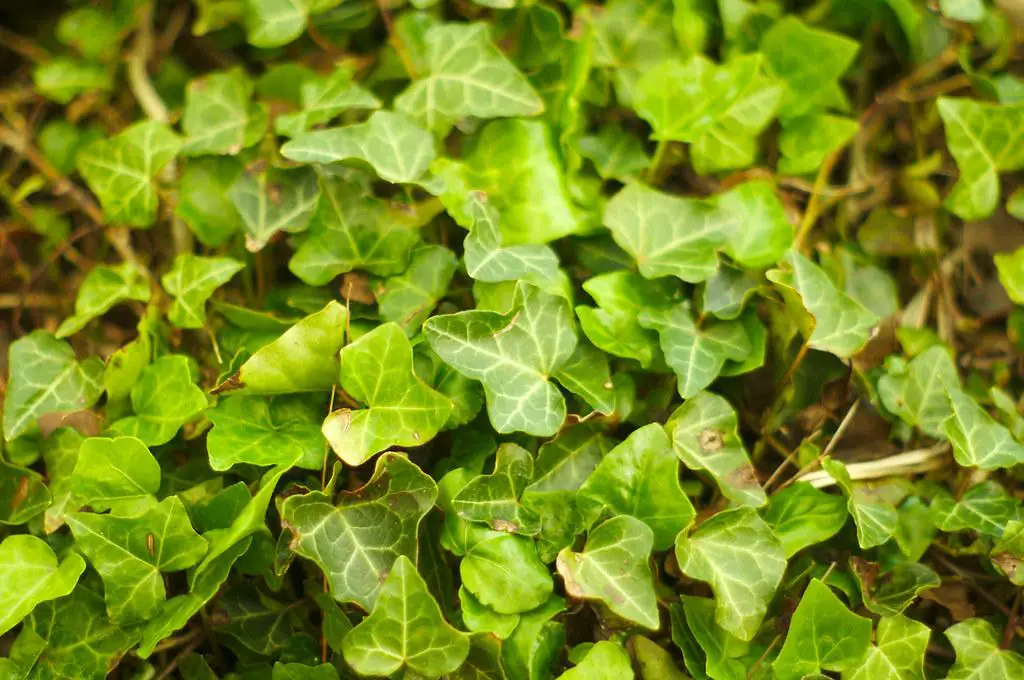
(645, 139), (671, 186)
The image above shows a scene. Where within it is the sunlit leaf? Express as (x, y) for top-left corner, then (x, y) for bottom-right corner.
(674, 507), (786, 640)
(0, 459), (51, 525)
(453, 442), (540, 534)
(110, 355), (206, 446)
(502, 596), (566, 680)
(943, 387), (1024, 470)
(376, 244), (457, 334)
(945, 618), (1024, 679)
(161, 254), (244, 329)
(778, 115), (859, 175)
(273, 65), (381, 138)
(70, 436), (159, 512)
(175, 157), (245, 246)
(56, 262), (150, 338)
(878, 345), (959, 438)
(180, 68), (267, 156)
(557, 641), (635, 679)
(34, 57), (112, 104)
(462, 532), (553, 614)
(207, 395), (324, 470)
(0, 535), (85, 637)
(991, 520), (1024, 585)
(846, 615), (930, 680)
(578, 124), (650, 181)
(931, 481), (1022, 537)
(763, 482), (848, 557)
(823, 458), (898, 549)
(228, 165), (320, 251)
(851, 558), (940, 617)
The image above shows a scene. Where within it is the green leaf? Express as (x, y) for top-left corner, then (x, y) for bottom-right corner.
(851, 559), (940, 617)
(459, 586), (519, 639)
(943, 387), (1024, 469)
(441, 119), (584, 244)
(70, 436), (160, 512)
(945, 618), (1024, 679)
(823, 458), (898, 549)
(767, 250), (879, 359)
(180, 68), (268, 156)
(161, 254), (244, 329)
(589, 0), (676, 104)
(67, 496), (207, 624)
(878, 345), (959, 438)
(322, 322), (452, 465)
(937, 97), (1024, 220)
(288, 174), (433, 286)
(576, 424), (694, 550)
(992, 520), (1024, 584)
(939, 0), (986, 22)
(778, 115), (859, 175)
(578, 124), (650, 181)
(376, 244), (457, 334)
(557, 641), (635, 679)
(458, 192), (562, 285)
(37, 119), (104, 175)
(395, 23), (544, 132)
(207, 395), (324, 470)
(216, 301), (347, 395)
(556, 515), (659, 629)
(931, 481), (1022, 537)
(243, 0), (308, 48)
(274, 65), (381, 137)
(640, 305), (750, 399)
(772, 579), (872, 680)
(462, 532), (553, 614)
(553, 342), (617, 415)
(665, 392), (766, 507)
(719, 181), (793, 269)
(674, 507), (786, 640)
(174, 157), (245, 246)
(0, 459), (51, 525)
(424, 282), (577, 436)
(282, 453), (436, 610)
(228, 165), (320, 251)
(0, 535), (85, 637)
(763, 482), (848, 557)
(342, 555), (470, 678)
(77, 121), (182, 227)
(3, 331), (104, 441)
(576, 271), (673, 367)
(995, 245), (1024, 304)
(671, 595), (751, 680)
(502, 596), (566, 680)
(453, 443), (540, 534)
(33, 57), (112, 104)
(846, 615), (930, 680)
(20, 580), (140, 678)
(56, 262), (150, 338)
(111, 355), (206, 446)
(633, 634), (689, 679)
(283, 111), (435, 185)
(273, 662), (339, 680)
(760, 17), (859, 120)
(57, 8), (121, 61)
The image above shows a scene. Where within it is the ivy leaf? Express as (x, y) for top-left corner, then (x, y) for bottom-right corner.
(576, 271), (673, 368)
(34, 57), (112, 104)
(161, 254), (244, 329)
(558, 641), (635, 679)
(274, 66), (381, 137)
(458, 192), (562, 285)
(342, 555), (470, 678)
(375, 244), (458, 334)
(0, 535), (85, 637)
(633, 635), (689, 679)
(665, 391), (766, 507)
(424, 282), (577, 436)
(846, 615), (930, 680)
(823, 458), (898, 549)
(228, 165), (320, 251)
(180, 68), (267, 156)
(931, 481), (1022, 537)
(674, 507), (786, 640)
(322, 322), (452, 465)
(67, 496), (208, 624)
(995, 245), (1024, 304)
(992, 520), (1024, 584)
(589, 0), (676, 104)
(175, 157), (245, 246)
(453, 443), (540, 534)
(77, 121), (181, 227)
(945, 618), (1024, 679)
(763, 482), (848, 557)
(937, 97), (1024, 220)
(273, 663), (338, 680)
(3, 331), (104, 441)
(20, 580), (140, 678)
(243, 0), (309, 48)
(671, 595), (753, 680)
(641, 305), (749, 399)
(778, 115), (859, 175)
(288, 174), (434, 286)
(578, 124), (651, 181)
(772, 579), (872, 680)
(767, 250), (879, 358)
(111, 355), (206, 446)
(207, 395), (324, 470)
(56, 262), (150, 338)
(719, 181), (793, 269)
(557, 515), (659, 629)
(878, 345), (959, 438)
(502, 596), (566, 680)
(850, 559), (940, 617)
(459, 586), (519, 639)
(553, 342), (617, 415)
(0, 459), (51, 525)
(462, 533), (553, 614)
(395, 23), (544, 132)
(576, 424), (694, 551)
(760, 17), (859, 120)
(942, 387), (1024, 470)
(69, 436), (160, 512)
(441, 120), (584, 244)
(216, 301), (347, 395)
(282, 111), (436, 185)
(281, 453), (436, 610)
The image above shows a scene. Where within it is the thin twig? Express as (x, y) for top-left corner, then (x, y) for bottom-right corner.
(794, 443), (951, 488)
(777, 398), (861, 491)
(127, 2), (169, 123)
(154, 635), (203, 680)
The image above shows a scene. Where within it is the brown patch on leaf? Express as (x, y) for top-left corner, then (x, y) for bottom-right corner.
(699, 428), (724, 452)
(39, 409), (102, 438)
(850, 556), (880, 593)
(992, 552), (1022, 583)
(343, 272), (376, 305)
(493, 519), (519, 533)
(921, 582), (976, 621)
(211, 372), (243, 395)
